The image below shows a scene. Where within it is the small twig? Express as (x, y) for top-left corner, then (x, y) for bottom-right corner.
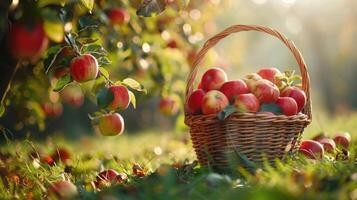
(98, 71), (114, 85)
(0, 60), (21, 109)
(64, 33), (81, 57)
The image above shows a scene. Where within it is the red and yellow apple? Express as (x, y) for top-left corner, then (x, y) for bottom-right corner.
(159, 96), (180, 116)
(219, 80), (249, 102)
(60, 85), (84, 107)
(299, 139), (324, 159)
(233, 93), (260, 113)
(41, 102), (63, 117)
(318, 138), (336, 153)
(7, 23), (49, 60)
(201, 90), (229, 114)
(50, 180), (78, 199)
(251, 79), (280, 103)
(333, 132), (351, 149)
(201, 68), (228, 91)
(70, 54), (98, 83)
(276, 97), (298, 116)
(257, 67), (282, 86)
(244, 73), (262, 92)
(98, 113), (125, 136)
(96, 169), (119, 183)
(187, 89), (205, 114)
(107, 85), (130, 110)
(107, 8), (130, 25)
(281, 86), (306, 112)
(52, 148), (71, 164)
(41, 155), (55, 166)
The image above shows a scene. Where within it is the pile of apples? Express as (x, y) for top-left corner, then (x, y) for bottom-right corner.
(187, 67), (306, 116)
(299, 132), (352, 160)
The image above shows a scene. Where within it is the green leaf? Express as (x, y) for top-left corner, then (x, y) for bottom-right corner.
(38, 0), (67, 7)
(53, 74), (72, 92)
(44, 45), (66, 73)
(98, 57), (111, 66)
(217, 105), (237, 120)
(77, 37), (98, 45)
(0, 104), (5, 117)
(128, 91), (136, 109)
(44, 20), (64, 43)
(260, 103), (282, 114)
(136, 0), (166, 17)
(81, 44), (107, 56)
(98, 67), (109, 79)
(79, 0), (94, 12)
(96, 87), (114, 108)
(122, 78), (147, 94)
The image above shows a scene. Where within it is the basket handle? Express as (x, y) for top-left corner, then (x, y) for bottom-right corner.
(184, 24), (312, 121)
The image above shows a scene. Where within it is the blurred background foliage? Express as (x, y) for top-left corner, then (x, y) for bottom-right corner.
(0, 0), (356, 140)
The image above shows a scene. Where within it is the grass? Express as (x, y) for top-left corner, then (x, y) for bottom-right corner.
(0, 112), (356, 199)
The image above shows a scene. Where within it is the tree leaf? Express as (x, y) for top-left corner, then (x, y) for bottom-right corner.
(136, 0), (166, 17)
(53, 74), (72, 92)
(44, 45), (66, 73)
(79, 0), (94, 12)
(128, 91), (136, 109)
(260, 103), (282, 114)
(0, 104), (5, 117)
(96, 87), (114, 108)
(217, 105), (237, 120)
(98, 67), (109, 79)
(98, 57), (111, 66)
(81, 44), (107, 56)
(122, 78), (147, 94)
(44, 20), (64, 43)
(77, 37), (98, 45)
(38, 0), (67, 7)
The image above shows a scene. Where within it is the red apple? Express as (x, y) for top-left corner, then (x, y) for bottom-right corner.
(197, 82), (203, 89)
(201, 90), (229, 115)
(159, 96), (179, 116)
(107, 8), (130, 25)
(318, 138), (336, 153)
(233, 93), (260, 113)
(257, 67), (282, 86)
(107, 85), (130, 110)
(7, 23), (49, 60)
(219, 80), (249, 102)
(167, 39), (178, 49)
(187, 89), (205, 114)
(60, 85), (84, 107)
(70, 54), (98, 83)
(333, 132), (351, 149)
(201, 68), (228, 91)
(251, 79), (280, 103)
(244, 73), (262, 92)
(281, 86), (306, 112)
(50, 181), (78, 199)
(312, 132), (328, 141)
(98, 113), (125, 136)
(299, 139), (324, 159)
(276, 97), (298, 116)
(41, 155), (55, 166)
(96, 169), (119, 182)
(52, 148), (71, 164)
(41, 103), (63, 117)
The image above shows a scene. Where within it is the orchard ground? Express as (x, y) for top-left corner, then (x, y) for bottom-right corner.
(1, 112), (357, 199)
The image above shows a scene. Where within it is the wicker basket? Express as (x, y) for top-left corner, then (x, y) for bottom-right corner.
(184, 24), (312, 169)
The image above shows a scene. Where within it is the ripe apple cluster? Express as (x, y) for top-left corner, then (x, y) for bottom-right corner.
(187, 67), (307, 116)
(299, 132), (351, 159)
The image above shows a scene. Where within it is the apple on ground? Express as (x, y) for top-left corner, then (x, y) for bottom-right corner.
(107, 85), (131, 110)
(201, 90), (229, 115)
(98, 113), (125, 136)
(96, 169), (119, 183)
(50, 180), (78, 199)
(276, 97), (298, 116)
(233, 93), (260, 113)
(52, 148), (71, 164)
(219, 80), (249, 102)
(107, 8), (130, 25)
(159, 95), (180, 116)
(201, 68), (228, 91)
(251, 79), (280, 103)
(281, 86), (307, 112)
(299, 139), (324, 159)
(41, 155), (55, 166)
(333, 132), (351, 149)
(312, 132), (328, 141)
(70, 54), (98, 83)
(318, 138), (336, 153)
(257, 67), (283, 86)
(187, 89), (205, 114)
(243, 73), (262, 92)
(7, 23), (49, 60)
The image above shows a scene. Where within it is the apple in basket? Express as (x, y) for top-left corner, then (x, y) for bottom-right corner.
(281, 86), (307, 112)
(299, 140), (324, 159)
(251, 79), (280, 103)
(276, 97), (298, 116)
(244, 73), (262, 92)
(188, 89), (205, 114)
(257, 67), (283, 86)
(201, 68), (228, 91)
(233, 93), (260, 113)
(201, 90), (229, 115)
(219, 80), (249, 103)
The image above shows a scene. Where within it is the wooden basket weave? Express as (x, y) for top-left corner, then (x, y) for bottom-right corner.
(184, 24), (312, 169)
